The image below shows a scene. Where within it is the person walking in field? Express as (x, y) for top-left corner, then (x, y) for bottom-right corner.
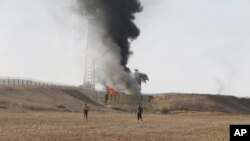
(136, 103), (143, 122)
(83, 103), (89, 122)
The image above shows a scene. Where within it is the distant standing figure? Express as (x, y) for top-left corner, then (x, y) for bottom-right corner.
(83, 103), (89, 122)
(105, 93), (108, 105)
(136, 104), (143, 122)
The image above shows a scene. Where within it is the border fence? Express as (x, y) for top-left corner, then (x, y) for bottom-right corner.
(0, 77), (75, 88)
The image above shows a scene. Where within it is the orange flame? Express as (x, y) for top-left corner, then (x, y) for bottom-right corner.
(107, 87), (116, 95)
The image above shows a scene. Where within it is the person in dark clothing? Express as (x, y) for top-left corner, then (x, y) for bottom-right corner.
(105, 93), (108, 105)
(136, 104), (143, 122)
(83, 103), (89, 122)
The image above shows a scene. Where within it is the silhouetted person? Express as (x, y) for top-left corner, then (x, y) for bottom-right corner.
(83, 103), (89, 122)
(105, 87), (109, 105)
(136, 104), (143, 122)
(105, 93), (108, 105)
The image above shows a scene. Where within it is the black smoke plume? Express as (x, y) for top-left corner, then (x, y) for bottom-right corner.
(78, 0), (143, 72)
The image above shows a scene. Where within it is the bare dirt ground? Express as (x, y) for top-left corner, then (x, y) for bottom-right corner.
(1, 109), (250, 141)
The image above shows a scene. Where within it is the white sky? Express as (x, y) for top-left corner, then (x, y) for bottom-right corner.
(0, 0), (250, 97)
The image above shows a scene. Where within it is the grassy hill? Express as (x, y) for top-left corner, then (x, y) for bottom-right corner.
(1, 86), (250, 114)
(0, 85), (103, 112)
(145, 93), (250, 114)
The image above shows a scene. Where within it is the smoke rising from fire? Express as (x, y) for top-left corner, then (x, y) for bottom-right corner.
(77, 0), (143, 94)
(215, 78), (225, 94)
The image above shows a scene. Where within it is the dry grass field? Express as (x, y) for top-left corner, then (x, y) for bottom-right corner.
(1, 109), (250, 141)
(1, 86), (250, 141)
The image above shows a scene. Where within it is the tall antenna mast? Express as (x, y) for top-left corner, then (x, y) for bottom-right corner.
(83, 19), (95, 90)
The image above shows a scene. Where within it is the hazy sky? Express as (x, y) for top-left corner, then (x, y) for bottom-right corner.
(0, 0), (250, 97)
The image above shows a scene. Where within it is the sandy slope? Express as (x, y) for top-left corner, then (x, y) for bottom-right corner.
(1, 86), (250, 114)
(0, 86), (103, 112)
(146, 93), (250, 114)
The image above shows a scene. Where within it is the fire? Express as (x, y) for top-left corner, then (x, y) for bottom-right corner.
(107, 86), (116, 95)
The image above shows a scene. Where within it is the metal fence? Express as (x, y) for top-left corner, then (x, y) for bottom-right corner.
(0, 77), (76, 88)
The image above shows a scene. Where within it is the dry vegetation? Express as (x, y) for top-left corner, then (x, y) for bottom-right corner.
(146, 93), (250, 114)
(1, 86), (250, 141)
(1, 109), (250, 141)
(0, 86), (103, 112)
